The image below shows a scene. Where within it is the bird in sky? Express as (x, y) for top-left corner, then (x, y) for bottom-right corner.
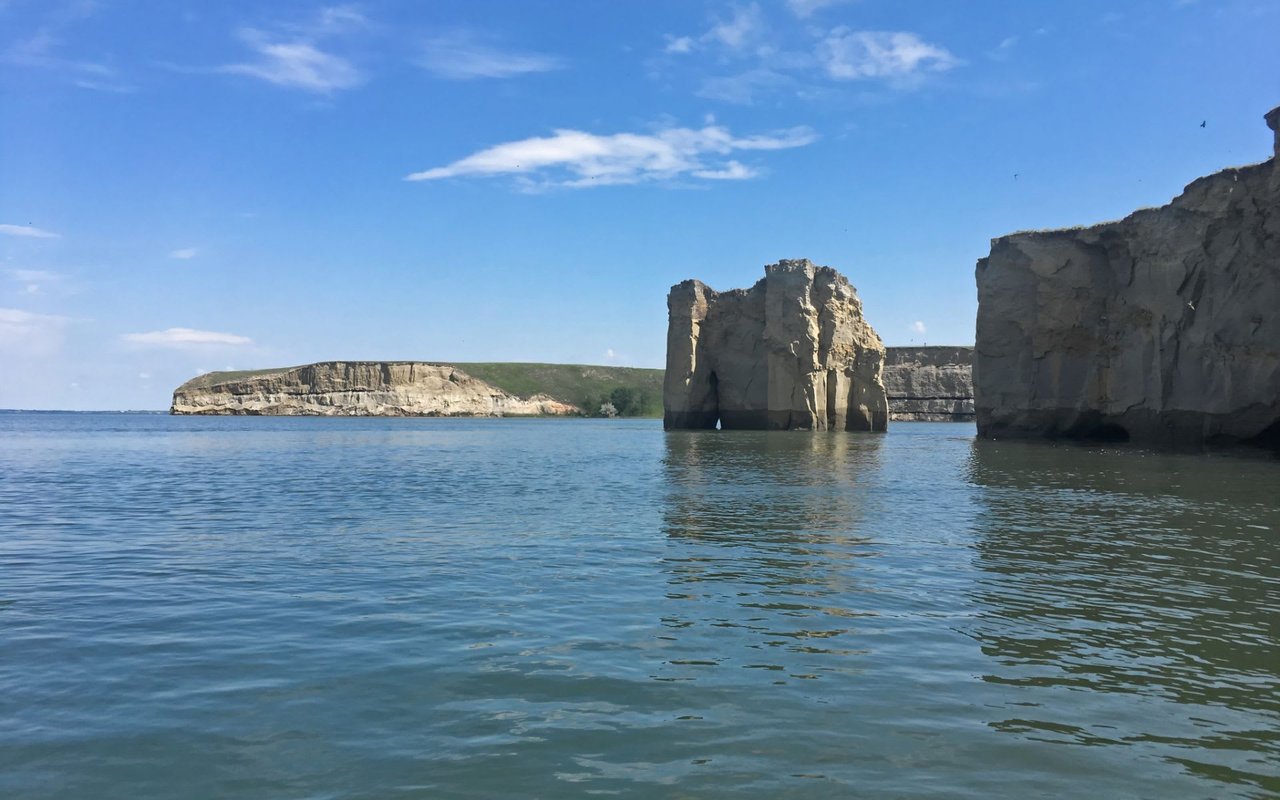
(1200, 120), (1206, 128)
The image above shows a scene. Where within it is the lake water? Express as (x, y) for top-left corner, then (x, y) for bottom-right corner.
(1, 414), (1276, 799)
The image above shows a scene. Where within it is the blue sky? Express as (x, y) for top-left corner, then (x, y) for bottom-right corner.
(1, 0), (1276, 410)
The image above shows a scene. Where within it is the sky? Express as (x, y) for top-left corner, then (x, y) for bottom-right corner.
(1, 0), (1277, 410)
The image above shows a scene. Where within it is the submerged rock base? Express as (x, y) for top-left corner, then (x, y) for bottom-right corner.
(664, 259), (888, 431)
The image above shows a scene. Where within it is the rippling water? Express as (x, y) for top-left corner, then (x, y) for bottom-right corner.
(1, 414), (1276, 798)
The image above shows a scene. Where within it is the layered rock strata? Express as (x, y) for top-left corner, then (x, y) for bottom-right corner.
(883, 346), (974, 421)
(664, 259), (888, 431)
(974, 106), (1280, 449)
(171, 362), (579, 416)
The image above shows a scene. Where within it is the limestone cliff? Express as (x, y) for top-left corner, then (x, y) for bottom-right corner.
(172, 362), (580, 416)
(974, 106), (1280, 449)
(664, 259), (888, 431)
(883, 347), (974, 421)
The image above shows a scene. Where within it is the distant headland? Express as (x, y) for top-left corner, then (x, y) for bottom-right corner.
(172, 351), (974, 421)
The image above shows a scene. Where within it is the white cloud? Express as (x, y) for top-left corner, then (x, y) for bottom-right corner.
(786, 0), (850, 18)
(122, 328), (253, 348)
(696, 68), (790, 105)
(417, 32), (564, 80)
(0, 223), (60, 239)
(220, 28), (362, 92)
(693, 160), (757, 179)
(3, 26), (133, 92)
(0, 307), (70, 356)
(987, 35), (1020, 61)
(818, 29), (958, 81)
(138, 372), (151, 380)
(708, 4), (764, 50)
(9, 269), (62, 282)
(911, 320), (927, 334)
(311, 5), (369, 35)
(169, 247), (198, 260)
(405, 123), (816, 188)
(664, 35), (696, 54)
(660, 5), (763, 57)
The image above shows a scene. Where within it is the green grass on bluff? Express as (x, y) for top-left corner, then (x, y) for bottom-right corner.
(452, 362), (663, 417)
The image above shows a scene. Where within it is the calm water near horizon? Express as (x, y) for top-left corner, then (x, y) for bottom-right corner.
(1, 414), (1276, 798)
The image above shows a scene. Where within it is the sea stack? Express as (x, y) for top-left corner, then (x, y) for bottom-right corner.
(664, 259), (888, 431)
(974, 105), (1280, 449)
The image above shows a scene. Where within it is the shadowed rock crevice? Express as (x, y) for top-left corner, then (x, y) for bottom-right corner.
(974, 105), (1280, 450)
(664, 259), (888, 432)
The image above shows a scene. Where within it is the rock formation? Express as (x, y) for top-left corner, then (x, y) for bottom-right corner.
(171, 362), (579, 416)
(883, 347), (974, 421)
(974, 106), (1280, 449)
(664, 259), (888, 431)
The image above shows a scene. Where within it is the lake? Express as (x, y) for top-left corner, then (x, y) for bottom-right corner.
(1, 414), (1276, 798)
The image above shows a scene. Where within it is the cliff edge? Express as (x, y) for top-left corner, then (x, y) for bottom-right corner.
(172, 362), (581, 416)
(974, 106), (1280, 449)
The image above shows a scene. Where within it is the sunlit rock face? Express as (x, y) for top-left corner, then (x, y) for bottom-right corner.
(974, 106), (1280, 449)
(883, 347), (974, 422)
(664, 259), (888, 431)
(171, 362), (579, 416)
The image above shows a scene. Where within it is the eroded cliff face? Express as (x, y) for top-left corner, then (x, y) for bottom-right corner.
(883, 346), (974, 421)
(664, 259), (888, 431)
(171, 362), (579, 416)
(974, 107), (1280, 449)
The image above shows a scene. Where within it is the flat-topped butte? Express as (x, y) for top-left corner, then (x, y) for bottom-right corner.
(172, 361), (664, 417)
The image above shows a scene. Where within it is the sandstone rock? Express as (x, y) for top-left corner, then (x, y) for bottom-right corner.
(883, 346), (974, 421)
(974, 106), (1280, 449)
(171, 362), (580, 417)
(664, 259), (888, 431)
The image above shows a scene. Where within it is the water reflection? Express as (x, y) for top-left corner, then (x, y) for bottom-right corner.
(656, 431), (886, 682)
(964, 439), (1280, 790)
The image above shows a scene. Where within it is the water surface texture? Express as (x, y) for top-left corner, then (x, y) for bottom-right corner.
(1, 415), (1277, 798)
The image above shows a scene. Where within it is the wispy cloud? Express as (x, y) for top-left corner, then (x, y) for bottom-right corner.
(662, 3), (764, 56)
(122, 328), (253, 348)
(0, 307), (70, 356)
(707, 4), (764, 50)
(417, 32), (564, 80)
(8, 269), (62, 282)
(786, 0), (851, 18)
(988, 35), (1019, 61)
(696, 68), (791, 104)
(818, 29), (959, 81)
(658, 10), (959, 104)
(692, 160), (757, 180)
(220, 28), (362, 92)
(911, 320), (926, 334)
(664, 35), (696, 55)
(213, 6), (368, 93)
(7, 269), (65, 294)
(404, 123), (817, 189)
(0, 223), (60, 239)
(2, 5), (134, 93)
(169, 247), (198, 260)
(308, 5), (369, 36)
